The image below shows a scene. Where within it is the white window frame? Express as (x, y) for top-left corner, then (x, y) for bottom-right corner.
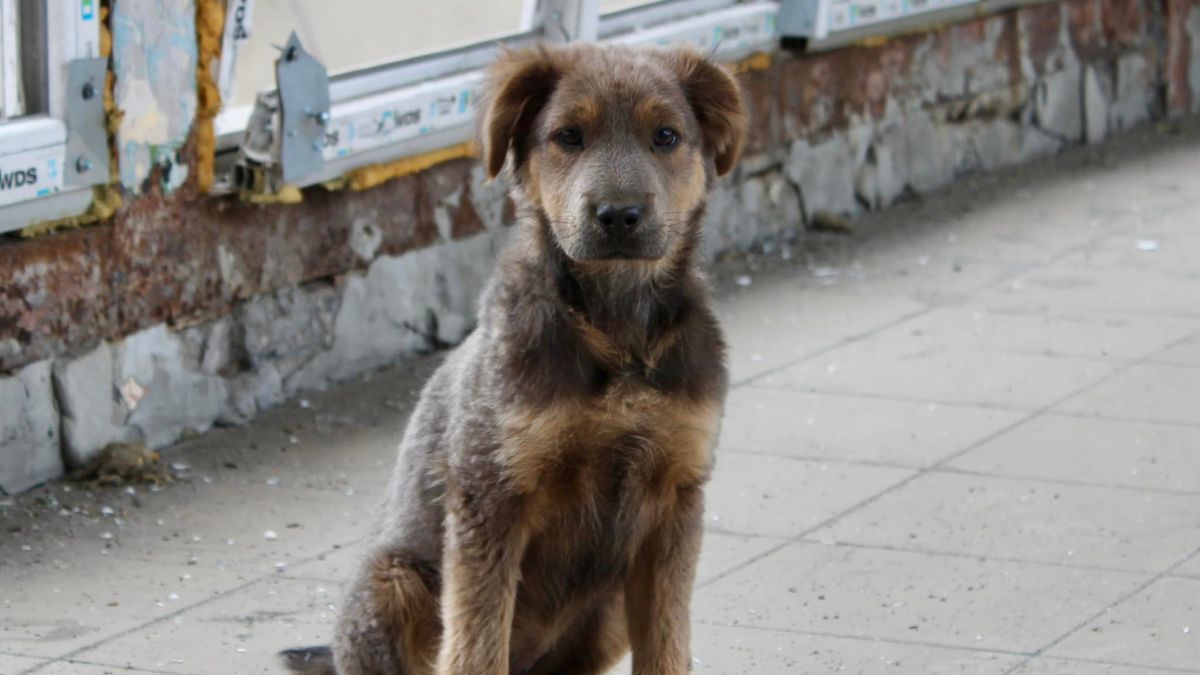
(811, 0), (979, 40)
(216, 0), (780, 195)
(0, 0), (25, 119)
(780, 0), (1052, 50)
(0, 0), (104, 235)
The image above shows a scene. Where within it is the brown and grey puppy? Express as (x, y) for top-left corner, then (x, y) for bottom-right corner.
(282, 43), (745, 675)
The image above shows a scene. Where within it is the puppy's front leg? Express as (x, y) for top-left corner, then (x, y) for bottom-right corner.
(436, 487), (529, 675)
(625, 487), (705, 675)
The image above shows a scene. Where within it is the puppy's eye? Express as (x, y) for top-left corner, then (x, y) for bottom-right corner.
(555, 127), (583, 149)
(653, 127), (679, 148)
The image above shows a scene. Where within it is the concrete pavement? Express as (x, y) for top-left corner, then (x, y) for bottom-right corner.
(2, 123), (1199, 674)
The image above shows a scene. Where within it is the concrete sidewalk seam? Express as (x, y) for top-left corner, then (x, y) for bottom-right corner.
(999, 545), (1200, 675)
(800, 539), (1173, 577)
(694, 619), (1037, 657)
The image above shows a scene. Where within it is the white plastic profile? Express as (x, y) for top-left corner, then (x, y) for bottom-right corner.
(224, 0), (777, 194)
(0, 0), (103, 234)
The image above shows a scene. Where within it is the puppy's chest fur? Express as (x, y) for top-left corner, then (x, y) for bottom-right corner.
(509, 365), (717, 528)
(496, 286), (726, 515)
(500, 370), (720, 627)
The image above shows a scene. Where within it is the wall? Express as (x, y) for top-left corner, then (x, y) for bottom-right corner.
(2, 0), (1199, 493)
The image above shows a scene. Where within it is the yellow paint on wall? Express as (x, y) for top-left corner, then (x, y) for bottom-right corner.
(194, 0), (226, 193)
(735, 52), (773, 73)
(854, 35), (891, 48)
(102, 5), (121, 180)
(344, 142), (478, 192)
(244, 184), (304, 204)
(17, 186), (124, 238)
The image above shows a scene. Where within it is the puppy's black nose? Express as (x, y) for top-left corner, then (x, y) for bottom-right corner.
(596, 205), (642, 234)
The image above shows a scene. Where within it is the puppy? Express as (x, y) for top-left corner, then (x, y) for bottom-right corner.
(282, 42), (745, 675)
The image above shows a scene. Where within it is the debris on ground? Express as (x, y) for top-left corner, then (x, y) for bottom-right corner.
(69, 441), (174, 487)
(809, 210), (856, 234)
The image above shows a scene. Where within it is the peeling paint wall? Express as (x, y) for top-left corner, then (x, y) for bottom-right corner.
(1, 0), (1200, 493)
(112, 0), (198, 193)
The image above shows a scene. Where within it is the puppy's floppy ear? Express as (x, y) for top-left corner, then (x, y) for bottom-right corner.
(668, 48), (747, 177)
(479, 46), (562, 179)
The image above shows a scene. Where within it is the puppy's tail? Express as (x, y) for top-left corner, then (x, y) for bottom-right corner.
(279, 645), (336, 675)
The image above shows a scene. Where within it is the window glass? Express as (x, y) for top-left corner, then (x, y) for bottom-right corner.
(600, 0), (661, 12)
(231, 0), (527, 108)
(0, 0), (25, 119)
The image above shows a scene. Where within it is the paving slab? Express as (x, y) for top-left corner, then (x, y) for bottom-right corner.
(1173, 554), (1200, 580)
(696, 541), (1145, 654)
(974, 265), (1200, 318)
(687, 623), (1022, 673)
(1056, 231), (1200, 273)
(722, 387), (1026, 468)
(695, 532), (790, 586)
(274, 543), (361, 584)
(65, 576), (337, 675)
(0, 654), (44, 675)
(27, 661), (183, 674)
(756, 338), (1118, 410)
(867, 305), (1200, 362)
(1150, 336), (1200, 367)
(1054, 363), (1200, 426)
(1046, 576), (1200, 671)
(949, 414), (1200, 493)
(65, 482), (377, 579)
(1011, 656), (1190, 674)
(717, 283), (925, 383)
(813, 472), (1200, 573)
(870, 210), (1092, 267)
(821, 256), (1019, 307)
(0, 552), (248, 660)
(704, 453), (913, 538)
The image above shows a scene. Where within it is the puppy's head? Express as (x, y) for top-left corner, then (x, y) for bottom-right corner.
(480, 44), (745, 262)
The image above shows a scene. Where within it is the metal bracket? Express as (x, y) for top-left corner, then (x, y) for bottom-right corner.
(777, 0), (821, 41)
(276, 32), (330, 184)
(64, 57), (109, 187)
